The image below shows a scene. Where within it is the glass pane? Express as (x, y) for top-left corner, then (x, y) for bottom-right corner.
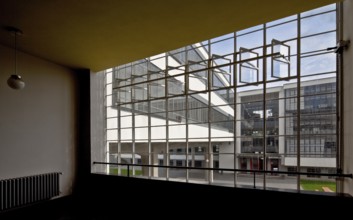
(289, 55), (298, 77)
(170, 48), (186, 65)
(301, 53), (336, 76)
(168, 144), (187, 181)
(120, 104), (133, 115)
(133, 60), (148, 76)
(120, 128), (132, 140)
(211, 121), (234, 138)
(266, 170), (298, 191)
(188, 144), (208, 184)
(151, 115), (166, 126)
(107, 129), (118, 141)
(105, 70), (113, 84)
(301, 4), (336, 17)
(169, 125), (186, 140)
(150, 79), (165, 98)
(213, 89), (234, 103)
(266, 20), (297, 44)
(239, 48), (260, 84)
(107, 118), (118, 129)
(151, 100), (165, 112)
(117, 87), (131, 103)
(149, 70), (165, 80)
(189, 73), (207, 92)
(188, 108), (208, 124)
(301, 32), (336, 54)
(169, 97), (186, 111)
(169, 110), (185, 123)
(168, 76), (185, 96)
(211, 105), (233, 122)
(236, 156), (264, 188)
(116, 65), (132, 80)
(300, 136), (337, 193)
(187, 45), (206, 63)
(106, 95), (113, 106)
(212, 55), (234, 88)
(236, 29), (263, 51)
(272, 61), (290, 79)
(132, 152), (147, 178)
(211, 38), (234, 56)
(133, 83), (148, 101)
(135, 127), (148, 140)
(265, 136), (279, 153)
(267, 15), (297, 27)
(211, 32), (234, 42)
(188, 123), (209, 138)
(301, 12), (336, 37)
(237, 24), (263, 36)
(212, 152), (235, 187)
(302, 79), (336, 96)
(151, 126), (166, 140)
(135, 102), (148, 113)
(106, 84), (112, 95)
(120, 116), (132, 128)
(150, 54), (166, 70)
(135, 114), (148, 127)
(106, 107), (118, 117)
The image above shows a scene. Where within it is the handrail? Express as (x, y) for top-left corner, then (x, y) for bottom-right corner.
(93, 161), (352, 179)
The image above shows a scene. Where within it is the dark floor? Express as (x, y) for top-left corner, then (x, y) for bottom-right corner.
(1, 174), (353, 219)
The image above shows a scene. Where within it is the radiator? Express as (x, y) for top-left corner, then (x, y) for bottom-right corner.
(0, 172), (60, 212)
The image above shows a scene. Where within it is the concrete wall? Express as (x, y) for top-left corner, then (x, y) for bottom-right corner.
(106, 109), (234, 142)
(219, 142), (235, 170)
(343, 0), (353, 196)
(284, 157), (336, 167)
(90, 71), (105, 173)
(0, 44), (77, 197)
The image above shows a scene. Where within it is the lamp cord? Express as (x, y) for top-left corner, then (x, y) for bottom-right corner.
(14, 30), (17, 75)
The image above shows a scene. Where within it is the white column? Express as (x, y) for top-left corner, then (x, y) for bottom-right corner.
(141, 154), (149, 176)
(236, 94), (242, 156)
(152, 152), (159, 177)
(278, 88), (285, 171)
(343, 0), (353, 196)
(191, 147), (195, 167)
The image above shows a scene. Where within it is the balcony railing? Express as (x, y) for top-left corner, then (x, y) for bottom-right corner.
(284, 153), (337, 158)
(93, 162), (352, 190)
(241, 145), (278, 153)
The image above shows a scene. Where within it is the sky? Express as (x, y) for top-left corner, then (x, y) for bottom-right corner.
(107, 3), (338, 96)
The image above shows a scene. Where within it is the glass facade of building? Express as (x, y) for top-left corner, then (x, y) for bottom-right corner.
(99, 4), (339, 192)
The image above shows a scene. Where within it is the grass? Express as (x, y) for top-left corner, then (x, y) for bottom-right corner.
(107, 168), (336, 192)
(109, 167), (142, 176)
(300, 179), (336, 192)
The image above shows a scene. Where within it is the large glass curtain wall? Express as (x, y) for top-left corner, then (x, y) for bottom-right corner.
(102, 4), (339, 192)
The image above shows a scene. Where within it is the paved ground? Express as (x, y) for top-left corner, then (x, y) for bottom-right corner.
(110, 166), (304, 190)
(129, 168), (300, 190)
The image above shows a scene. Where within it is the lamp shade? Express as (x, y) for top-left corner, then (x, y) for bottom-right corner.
(7, 74), (25, 90)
